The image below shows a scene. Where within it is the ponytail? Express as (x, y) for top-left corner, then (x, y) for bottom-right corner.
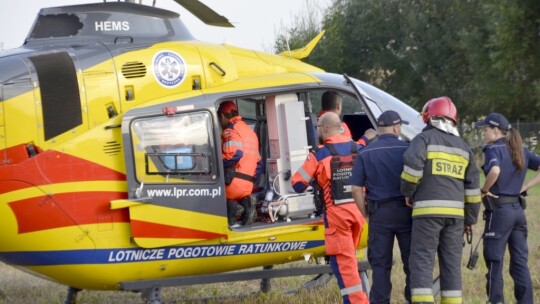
(504, 128), (524, 171)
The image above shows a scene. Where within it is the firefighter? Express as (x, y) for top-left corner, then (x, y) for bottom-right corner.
(292, 112), (369, 304)
(319, 90), (376, 145)
(400, 97), (481, 304)
(475, 113), (540, 304)
(350, 110), (412, 304)
(218, 100), (262, 228)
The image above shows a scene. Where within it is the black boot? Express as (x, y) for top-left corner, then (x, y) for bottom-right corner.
(240, 196), (256, 225)
(227, 200), (238, 226)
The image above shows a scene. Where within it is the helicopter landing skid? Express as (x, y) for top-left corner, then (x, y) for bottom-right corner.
(64, 287), (81, 304)
(140, 287), (163, 304)
(120, 261), (372, 303)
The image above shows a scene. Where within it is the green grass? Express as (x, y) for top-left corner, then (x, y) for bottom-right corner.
(1, 173), (539, 303)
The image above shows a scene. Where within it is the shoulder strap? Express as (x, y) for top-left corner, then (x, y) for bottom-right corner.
(350, 142), (358, 154)
(325, 142), (357, 156)
(325, 143), (338, 155)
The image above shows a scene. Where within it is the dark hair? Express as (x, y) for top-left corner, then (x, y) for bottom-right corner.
(504, 128), (525, 171)
(321, 91), (341, 111)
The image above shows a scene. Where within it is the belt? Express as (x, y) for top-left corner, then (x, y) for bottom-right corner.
(491, 196), (519, 205)
(234, 172), (255, 183)
(367, 199), (406, 208)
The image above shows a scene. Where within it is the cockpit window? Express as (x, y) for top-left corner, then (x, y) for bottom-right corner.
(353, 79), (425, 141)
(130, 111), (217, 184)
(29, 14), (83, 39)
(29, 12), (171, 40)
(309, 90), (365, 116)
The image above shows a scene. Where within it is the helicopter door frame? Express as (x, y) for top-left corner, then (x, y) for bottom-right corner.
(79, 44), (122, 128)
(0, 86), (4, 151)
(117, 102), (226, 248)
(343, 74), (378, 128)
(125, 108), (222, 212)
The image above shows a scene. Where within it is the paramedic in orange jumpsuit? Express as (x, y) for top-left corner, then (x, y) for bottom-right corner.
(218, 100), (262, 227)
(319, 90), (376, 145)
(292, 112), (368, 303)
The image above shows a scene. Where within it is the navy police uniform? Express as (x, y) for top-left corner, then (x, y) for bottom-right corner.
(481, 138), (540, 304)
(350, 131), (412, 302)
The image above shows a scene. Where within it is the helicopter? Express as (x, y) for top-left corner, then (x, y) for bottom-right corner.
(0, 0), (425, 303)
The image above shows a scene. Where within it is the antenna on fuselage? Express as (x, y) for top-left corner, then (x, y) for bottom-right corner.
(285, 36), (291, 57)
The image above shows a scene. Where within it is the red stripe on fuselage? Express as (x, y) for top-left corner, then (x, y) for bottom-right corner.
(130, 219), (226, 240)
(9, 191), (129, 234)
(0, 147), (126, 193)
(1, 147), (129, 233)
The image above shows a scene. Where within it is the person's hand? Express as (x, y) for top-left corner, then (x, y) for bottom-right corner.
(464, 224), (474, 235)
(363, 128), (377, 140)
(482, 191), (498, 198)
(405, 197), (413, 208)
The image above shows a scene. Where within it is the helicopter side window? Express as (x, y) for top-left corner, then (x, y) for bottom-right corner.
(310, 90), (371, 141)
(29, 14), (83, 39)
(235, 97), (263, 128)
(130, 111), (216, 184)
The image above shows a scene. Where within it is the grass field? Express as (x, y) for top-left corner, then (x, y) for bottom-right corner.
(1, 178), (539, 303)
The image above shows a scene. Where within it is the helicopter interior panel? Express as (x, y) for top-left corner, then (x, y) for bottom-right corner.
(155, 145), (193, 170)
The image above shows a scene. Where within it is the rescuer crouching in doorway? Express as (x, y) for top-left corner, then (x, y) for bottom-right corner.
(218, 100), (263, 228)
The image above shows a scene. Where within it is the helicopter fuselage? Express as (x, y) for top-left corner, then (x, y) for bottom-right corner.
(0, 1), (422, 291)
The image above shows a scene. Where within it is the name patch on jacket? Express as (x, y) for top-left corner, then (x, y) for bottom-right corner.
(432, 159), (465, 179)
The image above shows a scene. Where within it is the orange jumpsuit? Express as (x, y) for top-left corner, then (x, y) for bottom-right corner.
(221, 116), (261, 200)
(292, 134), (368, 304)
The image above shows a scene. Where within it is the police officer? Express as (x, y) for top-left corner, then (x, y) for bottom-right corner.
(475, 113), (540, 304)
(401, 97), (481, 304)
(292, 112), (368, 304)
(218, 100), (262, 228)
(350, 110), (412, 304)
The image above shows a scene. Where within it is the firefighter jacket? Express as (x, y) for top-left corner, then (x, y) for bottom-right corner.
(292, 134), (362, 208)
(400, 125), (481, 225)
(221, 116), (262, 200)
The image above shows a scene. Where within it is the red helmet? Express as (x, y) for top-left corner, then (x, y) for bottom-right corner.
(421, 96), (458, 124)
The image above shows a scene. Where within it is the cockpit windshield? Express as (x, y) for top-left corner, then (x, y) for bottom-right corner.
(27, 3), (194, 43)
(353, 79), (425, 141)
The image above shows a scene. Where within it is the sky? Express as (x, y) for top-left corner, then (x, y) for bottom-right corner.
(0, 0), (330, 53)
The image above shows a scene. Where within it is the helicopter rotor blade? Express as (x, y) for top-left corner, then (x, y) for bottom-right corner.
(173, 0), (234, 27)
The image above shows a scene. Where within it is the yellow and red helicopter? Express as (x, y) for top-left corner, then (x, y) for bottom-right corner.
(0, 0), (424, 302)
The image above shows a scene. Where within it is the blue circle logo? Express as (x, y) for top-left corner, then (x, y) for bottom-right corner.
(152, 51), (186, 88)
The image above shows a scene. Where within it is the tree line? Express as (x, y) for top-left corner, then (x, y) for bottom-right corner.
(274, 0), (540, 122)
